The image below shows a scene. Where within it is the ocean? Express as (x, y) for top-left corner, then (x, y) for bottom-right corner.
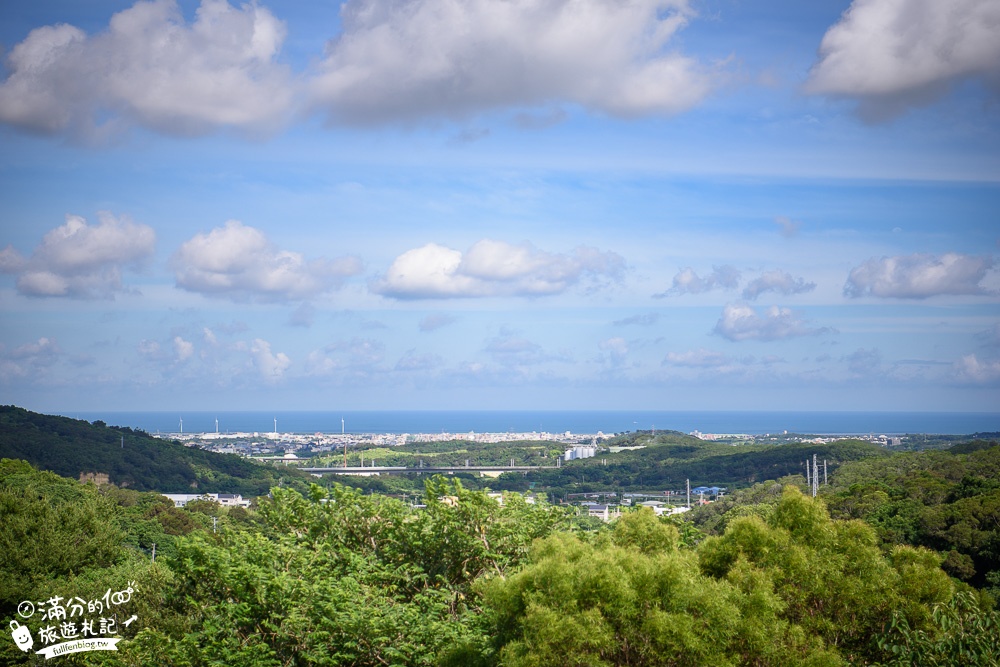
(63, 410), (1000, 437)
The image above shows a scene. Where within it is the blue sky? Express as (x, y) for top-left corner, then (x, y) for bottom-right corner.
(0, 0), (998, 412)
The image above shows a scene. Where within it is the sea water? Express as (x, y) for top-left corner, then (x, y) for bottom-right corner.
(65, 410), (1000, 436)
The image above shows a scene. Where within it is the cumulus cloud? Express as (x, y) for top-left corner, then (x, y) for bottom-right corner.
(805, 0), (1000, 120)
(419, 313), (457, 332)
(655, 265), (740, 297)
(0, 213), (154, 298)
(310, 0), (712, 124)
(137, 340), (161, 358)
(0, 0), (293, 140)
(742, 270), (816, 300)
(844, 253), (995, 299)
(713, 303), (829, 342)
(173, 336), (194, 362)
(251, 338), (290, 381)
(953, 354), (1000, 384)
(663, 348), (730, 367)
(372, 239), (624, 299)
(8, 338), (58, 359)
(0, 337), (61, 381)
(173, 220), (363, 302)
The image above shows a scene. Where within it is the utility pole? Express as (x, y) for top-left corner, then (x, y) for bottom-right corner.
(824, 460), (828, 486)
(805, 460), (810, 488)
(151, 543), (156, 562)
(812, 454), (819, 498)
(686, 479), (690, 508)
(212, 516), (217, 534)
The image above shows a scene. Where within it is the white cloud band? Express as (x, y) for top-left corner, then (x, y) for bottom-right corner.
(372, 239), (625, 299)
(844, 253), (995, 299)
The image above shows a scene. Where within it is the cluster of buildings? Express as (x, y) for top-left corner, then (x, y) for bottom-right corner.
(161, 492), (252, 508)
(566, 486), (725, 522)
(168, 429), (608, 460)
(691, 430), (907, 447)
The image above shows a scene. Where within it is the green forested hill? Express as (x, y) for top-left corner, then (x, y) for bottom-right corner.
(496, 432), (891, 496)
(0, 405), (313, 495)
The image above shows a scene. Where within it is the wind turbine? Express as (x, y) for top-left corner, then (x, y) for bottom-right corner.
(215, 418), (219, 434)
(179, 417), (183, 435)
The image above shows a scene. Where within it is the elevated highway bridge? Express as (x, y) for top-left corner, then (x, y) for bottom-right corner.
(301, 464), (559, 477)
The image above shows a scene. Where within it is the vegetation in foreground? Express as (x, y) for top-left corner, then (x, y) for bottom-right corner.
(3, 455), (1000, 666)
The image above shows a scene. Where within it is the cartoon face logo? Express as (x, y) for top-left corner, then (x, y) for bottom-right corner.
(9, 620), (33, 652)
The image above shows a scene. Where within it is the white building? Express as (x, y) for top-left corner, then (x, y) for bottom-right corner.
(161, 492), (251, 508)
(564, 445), (596, 461)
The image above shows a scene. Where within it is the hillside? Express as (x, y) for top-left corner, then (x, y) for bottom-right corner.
(0, 405), (315, 496)
(493, 430), (892, 496)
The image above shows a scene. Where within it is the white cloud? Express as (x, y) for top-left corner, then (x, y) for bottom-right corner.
(0, 338), (61, 381)
(419, 313), (457, 332)
(1, 213), (155, 298)
(372, 239), (624, 299)
(655, 265), (740, 297)
(844, 253), (995, 299)
(805, 0), (1000, 120)
(663, 348), (730, 367)
(173, 220), (363, 302)
(309, 0), (712, 124)
(713, 303), (829, 342)
(251, 338), (290, 381)
(742, 270), (816, 300)
(9, 337), (60, 361)
(953, 354), (1000, 385)
(0, 0), (293, 139)
(173, 336), (194, 362)
(137, 340), (161, 358)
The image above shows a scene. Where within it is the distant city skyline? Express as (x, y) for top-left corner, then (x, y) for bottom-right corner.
(1, 0), (998, 412)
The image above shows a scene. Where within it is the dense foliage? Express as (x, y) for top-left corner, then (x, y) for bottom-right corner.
(823, 442), (1000, 592)
(4, 457), (1000, 666)
(495, 435), (889, 498)
(0, 405), (317, 495)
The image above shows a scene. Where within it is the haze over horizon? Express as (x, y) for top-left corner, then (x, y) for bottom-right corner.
(1, 0), (998, 413)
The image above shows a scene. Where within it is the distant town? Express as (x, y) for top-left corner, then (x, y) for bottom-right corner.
(161, 427), (907, 462)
